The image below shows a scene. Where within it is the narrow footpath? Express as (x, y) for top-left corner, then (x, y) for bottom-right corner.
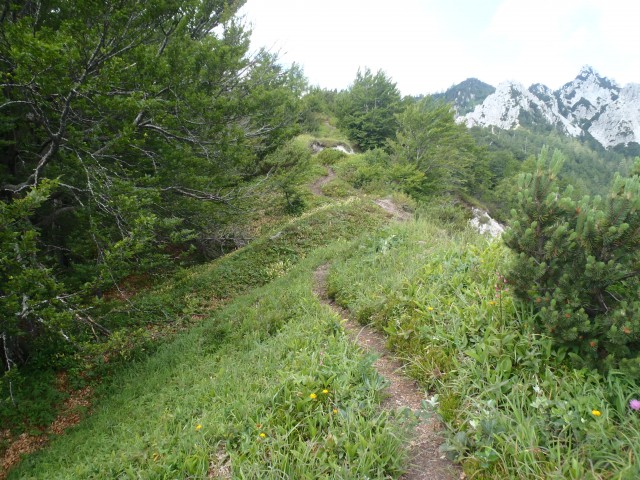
(313, 264), (458, 480)
(309, 166), (336, 196)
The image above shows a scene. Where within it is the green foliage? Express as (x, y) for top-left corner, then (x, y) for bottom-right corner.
(389, 97), (489, 195)
(9, 250), (409, 479)
(504, 148), (640, 374)
(299, 87), (339, 133)
(415, 196), (471, 231)
(336, 149), (425, 197)
(471, 125), (635, 208)
(329, 218), (640, 479)
(0, 181), (74, 372)
(317, 178), (356, 198)
(316, 148), (347, 165)
(262, 138), (312, 215)
(0, 369), (67, 431)
(0, 0), (304, 374)
(336, 68), (402, 151)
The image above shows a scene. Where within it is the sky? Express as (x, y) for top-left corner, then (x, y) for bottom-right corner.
(239, 0), (640, 96)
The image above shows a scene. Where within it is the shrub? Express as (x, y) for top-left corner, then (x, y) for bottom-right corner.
(504, 148), (640, 375)
(316, 148), (347, 165)
(262, 139), (312, 215)
(336, 149), (425, 197)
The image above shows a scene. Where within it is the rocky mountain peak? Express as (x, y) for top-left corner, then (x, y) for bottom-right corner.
(578, 64), (598, 78)
(458, 67), (638, 149)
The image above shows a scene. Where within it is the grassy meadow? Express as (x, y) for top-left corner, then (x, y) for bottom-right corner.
(329, 217), (640, 479)
(5, 135), (640, 479)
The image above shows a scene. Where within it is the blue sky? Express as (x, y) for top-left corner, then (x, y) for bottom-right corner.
(239, 0), (640, 95)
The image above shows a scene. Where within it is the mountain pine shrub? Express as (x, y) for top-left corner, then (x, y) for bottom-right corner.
(504, 148), (640, 376)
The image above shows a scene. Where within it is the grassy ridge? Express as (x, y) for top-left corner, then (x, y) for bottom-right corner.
(109, 197), (388, 329)
(10, 196), (413, 478)
(329, 219), (640, 479)
(13, 133), (640, 479)
(0, 191), (388, 436)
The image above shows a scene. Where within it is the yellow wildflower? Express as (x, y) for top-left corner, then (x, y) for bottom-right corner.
(427, 306), (434, 311)
(592, 409), (601, 417)
(322, 389), (329, 394)
(259, 432), (266, 438)
(195, 424), (202, 431)
(333, 408), (338, 414)
(310, 393), (317, 399)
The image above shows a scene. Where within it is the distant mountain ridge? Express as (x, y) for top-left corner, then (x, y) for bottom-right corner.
(432, 78), (495, 116)
(451, 67), (640, 149)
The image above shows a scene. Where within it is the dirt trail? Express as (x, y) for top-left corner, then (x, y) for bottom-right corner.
(313, 265), (458, 480)
(310, 166), (336, 196)
(310, 166), (412, 223)
(373, 198), (412, 221)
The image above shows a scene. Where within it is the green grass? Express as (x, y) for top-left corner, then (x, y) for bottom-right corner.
(328, 219), (640, 479)
(7, 160), (413, 478)
(10, 246), (411, 479)
(11, 128), (640, 479)
(92, 197), (387, 352)
(0, 171), (388, 450)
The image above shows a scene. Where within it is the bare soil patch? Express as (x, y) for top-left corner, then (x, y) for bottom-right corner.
(313, 264), (459, 480)
(373, 198), (412, 221)
(309, 166), (336, 196)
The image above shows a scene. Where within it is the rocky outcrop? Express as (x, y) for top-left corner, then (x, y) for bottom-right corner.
(458, 67), (640, 149)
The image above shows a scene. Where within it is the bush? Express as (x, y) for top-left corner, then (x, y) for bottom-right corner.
(319, 178), (355, 198)
(336, 149), (425, 197)
(260, 138), (311, 172)
(504, 148), (640, 375)
(316, 148), (347, 165)
(262, 139), (313, 215)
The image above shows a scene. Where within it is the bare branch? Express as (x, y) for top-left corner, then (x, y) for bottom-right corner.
(161, 186), (234, 203)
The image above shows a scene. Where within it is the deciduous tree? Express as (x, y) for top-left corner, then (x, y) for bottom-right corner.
(336, 68), (401, 151)
(389, 97), (486, 194)
(0, 0), (302, 372)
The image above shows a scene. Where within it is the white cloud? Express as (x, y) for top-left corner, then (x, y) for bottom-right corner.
(483, 0), (640, 88)
(241, 0), (640, 95)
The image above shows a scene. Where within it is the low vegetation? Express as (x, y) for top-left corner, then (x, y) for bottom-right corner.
(329, 216), (640, 479)
(3, 4), (640, 477)
(5, 111), (640, 479)
(10, 245), (410, 479)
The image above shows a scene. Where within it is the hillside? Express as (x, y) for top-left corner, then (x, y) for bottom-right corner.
(2, 6), (640, 477)
(432, 78), (496, 116)
(4, 129), (640, 479)
(2, 133), (455, 479)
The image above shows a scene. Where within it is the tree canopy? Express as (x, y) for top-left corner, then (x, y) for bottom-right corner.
(336, 68), (401, 151)
(389, 97), (488, 194)
(0, 0), (303, 372)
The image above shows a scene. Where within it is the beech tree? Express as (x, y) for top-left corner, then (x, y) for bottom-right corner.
(0, 0), (303, 372)
(389, 97), (488, 194)
(336, 68), (401, 151)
